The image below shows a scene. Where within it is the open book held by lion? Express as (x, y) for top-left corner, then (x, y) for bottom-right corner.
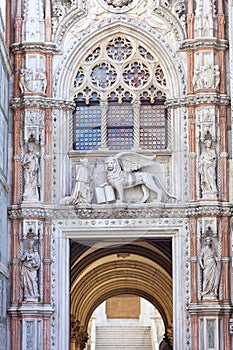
(101, 152), (177, 204)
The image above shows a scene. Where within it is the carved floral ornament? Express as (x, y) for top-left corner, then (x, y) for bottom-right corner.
(98, 0), (139, 12)
(71, 35), (168, 103)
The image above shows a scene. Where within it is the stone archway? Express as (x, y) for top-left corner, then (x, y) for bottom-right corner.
(70, 239), (173, 350)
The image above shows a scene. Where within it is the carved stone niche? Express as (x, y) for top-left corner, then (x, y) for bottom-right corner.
(194, 0), (216, 38)
(22, 143), (41, 202)
(24, 110), (44, 144)
(20, 221), (43, 303)
(198, 222), (221, 300)
(200, 217), (218, 238)
(198, 138), (218, 200)
(22, 220), (43, 240)
(196, 106), (217, 142)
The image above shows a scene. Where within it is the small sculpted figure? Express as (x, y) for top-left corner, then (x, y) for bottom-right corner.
(199, 236), (221, 298)
(198, 139), (217, 195)
(60, 159), (93, 205)
(22, 144), (40, 201)
(20, 240), (40, 302)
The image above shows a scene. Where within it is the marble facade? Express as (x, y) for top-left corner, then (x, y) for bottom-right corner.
(1, 0), (233, 349)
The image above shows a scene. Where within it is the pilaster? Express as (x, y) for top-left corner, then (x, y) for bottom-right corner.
(10, 0), (54, 349)
(184, 0), (232, 348)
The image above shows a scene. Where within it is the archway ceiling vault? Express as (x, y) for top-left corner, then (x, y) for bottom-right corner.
(70, 240), (173, 332)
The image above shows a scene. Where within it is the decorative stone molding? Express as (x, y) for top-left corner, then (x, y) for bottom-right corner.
(97, 0), (139, 13)
(8, 203), (233, 220)
(52, 0), (86, 38)
(180, 38), (228, 51)
(11, 42), (59, 55)
(165, 94), (230, 108)
(154, 1), (186, 38)
(186, 205), (232, 217)
(11, 97), (75, 110)
(188, 302), (232, 314)
(54, 12), (185, 49)
(185, 93), (230, 106)
(8, 304), (54, 317)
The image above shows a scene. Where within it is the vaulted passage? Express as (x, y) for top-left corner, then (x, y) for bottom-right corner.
(70, 239), (173, 349)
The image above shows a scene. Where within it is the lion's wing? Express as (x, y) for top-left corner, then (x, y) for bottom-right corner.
(115, 152), (156, 172)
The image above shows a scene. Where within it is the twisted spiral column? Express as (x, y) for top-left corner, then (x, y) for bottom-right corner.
(100, 100), (108, 149)
(132, 99), (141, 149)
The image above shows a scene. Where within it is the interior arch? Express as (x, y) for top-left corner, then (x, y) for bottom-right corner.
(70, 240), (173, 340)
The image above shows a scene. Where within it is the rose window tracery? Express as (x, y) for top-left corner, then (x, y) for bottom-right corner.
(85, 47), (101, 63)
(90, 63), (117, 89)
(72, 35), (169, 151)
(122, 61), (150, 88)
(106, 37), (133, 61)
(73, 67), (84, 89)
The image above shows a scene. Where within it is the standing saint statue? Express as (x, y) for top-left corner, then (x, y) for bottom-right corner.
(199, 236), (221, 298)
(22, 144), (40, 201)
(20, 240), (40, 302)
(198, 139), (217, 196)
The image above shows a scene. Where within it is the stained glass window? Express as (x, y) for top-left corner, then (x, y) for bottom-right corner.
(107, 102), (133, 150)
(140, 102), (167, 150)
(73, 103), (101, 150)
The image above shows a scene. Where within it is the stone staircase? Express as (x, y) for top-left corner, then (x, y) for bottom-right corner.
(95, 325), (153, 350)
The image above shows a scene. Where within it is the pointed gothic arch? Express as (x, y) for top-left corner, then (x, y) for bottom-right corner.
(54, 20), (186, 101)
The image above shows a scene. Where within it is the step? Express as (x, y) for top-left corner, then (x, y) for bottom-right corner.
(95, 326), (152, 350)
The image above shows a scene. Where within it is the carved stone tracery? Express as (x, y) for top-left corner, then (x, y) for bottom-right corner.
(72, 35), (168, 103)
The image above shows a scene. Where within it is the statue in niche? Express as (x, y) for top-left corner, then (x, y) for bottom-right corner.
(19, 68), (47, 94)
(198, 139), (217, 197)
(20, 240), (40, 302)
(22, 144), (40, 201)
(100, 152), (177, 203)
(199, 235), (221, 298)
(60, 158), (94, 205)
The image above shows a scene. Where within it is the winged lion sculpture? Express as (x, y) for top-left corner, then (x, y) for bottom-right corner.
(103, 152), (177, 203)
